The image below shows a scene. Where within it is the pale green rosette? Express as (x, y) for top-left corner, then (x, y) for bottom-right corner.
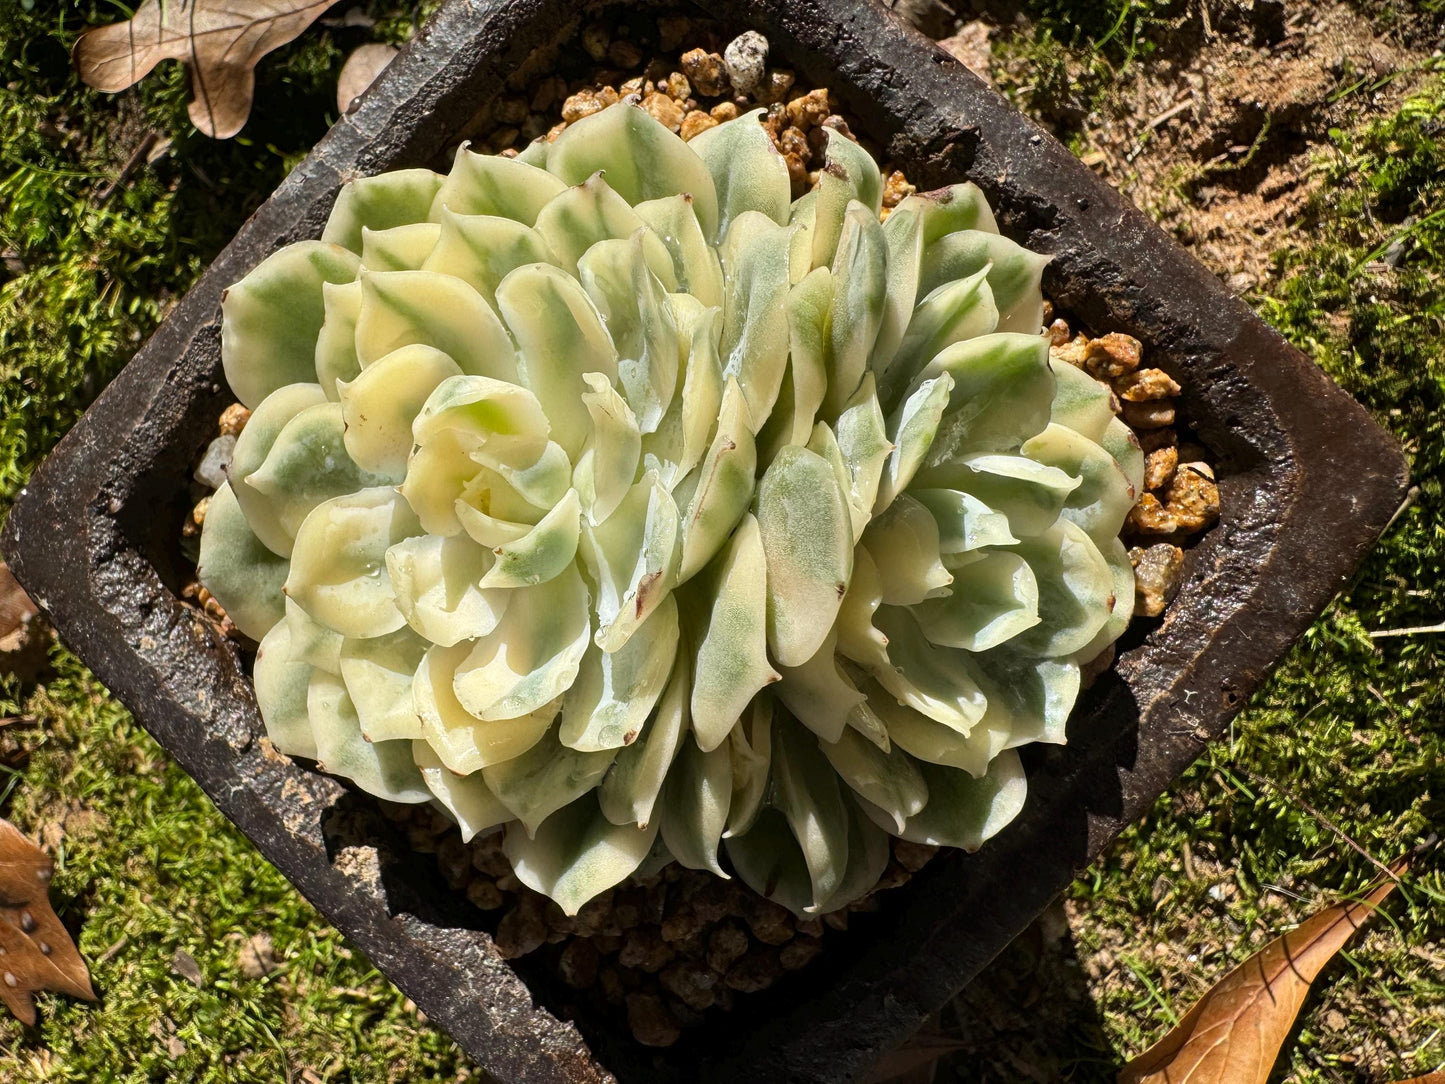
(202, 102), (1139, 916)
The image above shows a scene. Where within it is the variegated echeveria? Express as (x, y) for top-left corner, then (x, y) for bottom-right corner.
(199, 101), (1141, 917)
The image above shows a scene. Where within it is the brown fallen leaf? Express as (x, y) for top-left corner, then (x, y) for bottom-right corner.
(0, 819), (95, 1024)
(73, 0), (340, 139)
(1389, 1076), (1445, 1084)
(337, 42), (398, 114)
(1120, 858), (1408, 1084)
(865, 1025), (968, 1084)
(0, 562), (49, 683)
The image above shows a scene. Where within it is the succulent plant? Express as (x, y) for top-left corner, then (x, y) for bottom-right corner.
(200, 101), (1141, 917)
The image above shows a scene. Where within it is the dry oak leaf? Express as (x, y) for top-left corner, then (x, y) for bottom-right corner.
(73, 0), (340, 139)
(1120, 859), (1407, 1084)
(0, 818), (95, 1025)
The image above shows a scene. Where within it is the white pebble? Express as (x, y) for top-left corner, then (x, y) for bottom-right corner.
(724, 31), (769, 95)
(194, 434), (236, 489)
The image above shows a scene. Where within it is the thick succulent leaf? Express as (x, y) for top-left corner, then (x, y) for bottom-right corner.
(972, 648), (1081, 749)
(561, 596), (678, 752)
(808, 128), (882, 268)
(914, 550), (1040, 652)
(688, 513), (779, 752)
(574, 374), (642, 524)
(413, 742), (510, 843)
(874, 374), (954, 515)
(758, 265), (831, 462)
(1072, 536), (1135, 667)
(676, 378), (757, 582)
(478, 489), (582, 589)
(356, 270), (518, 383)
(757, 445), (853, 667)
(338, 344), (462, 476)
(422, 208), (559, 305)
(430, 145), (566, 225)
(861, 493), (953, 605)
(315, 280), (362, 396)
(1008, 519), (1115, 657)
(877, 267), (998, 409)
(898, 182), (999, 245)
(547, 102), (720, 241)
(812, 798), (892, 914)
(634, 195), (724, 308)
(917, 452), (1080, 538)
(359, 222), (441, 272)
(252, 618), (318, 760)
(484, 726), (617, 836)
(308, 672), (431, 803)
(535, 173), (674, 278)
(717, 211), (795, 425)
(866, 678), (1002, 778)
(869, 197), (925, 372)
(221, 241), (360, 409)
(832, 375), (891, 539)
(285, 486), (421, 638)
(1099, 417), (1146, 498)
(658, 735), (733, 876)
(641, 295), (723, 487)
(322, 168), (445, 252)
(911, 488), (1018, 553)
(386, 532), (510, 645)
(1022, 422), (1137, 545)
(196, 482), (288, 641)
(823, 202), (888, 416)
(688, 108), (791, 240)
(918, 230), (1050, 334)
(771, 715), (852, 912)
(835, 546), (890, 670)
(725, 696), (772, 837)
(775, 630), (869, 744)
(504, 795), (658, 916)
(920, 333), (1055, 460)
(453, 564), (591, 721)
(228, 382), (328, 556)
(883, 751), (1026, 851)
(495, 262), (618, 459)
(1049, 360), (1116, 444)
(870, 606), (988, 733)
(283, 597), (342, 674)
(598, 647), (690, 829)
(820, 728), (928, 833)
(400, 430), (483, 538)
(338, 626), (428, 742)
(454, 481), (538, 546)
(412, 642), (556, 774)
(579, 472), (680, 652)
(413, 373), (549, 461)
(724, 807), (815, 916)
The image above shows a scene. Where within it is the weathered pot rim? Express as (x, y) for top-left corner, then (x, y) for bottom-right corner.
(1, 1), (1407, 1081)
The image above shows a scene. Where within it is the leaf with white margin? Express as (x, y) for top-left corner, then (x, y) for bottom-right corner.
(453, 563), (591, 721)
(869, 197), (925, 373)
(575, 374), (642, 524)
(579, 472), (680, 653)
(775, 629), (870, 744)
(675, 378), (756, 583)
(386, 532), (509, 646)
(724, 806), (814, 916)
(356, 270), (519, 384)
(412, 642), (557, 774)
(534, 173), (675, 279)
(253, 619), (318, 760)
(861, 493), (953, 606)
(413, 741), (510, 843)
(1048, 359), (1116, 444)
(771, 714), (851, 911)
(914, 551), (1040, 652)
(874, 374), (954, 516)
(412, 372), (549, 462)
(869, 606), (988, 734)
(919, 230), (1051, 334)
(822, 201), (888, 416)
(917, 453), (1080, 538)
(972, 648), (1081, 749)
(495, 262), (618, 460)
(640, 295), (722, 488)
(547, 102), (720, 242)
(910, 488), (1017, 554)
(811, 799), (892, 914)
(430, 145), (567, 225)
(1008, 519), (1115, 657)
(478, 489), (582, 589)
(820, 727), (928, 834)
(634, 194), (724, 308)
(196, 482), (288, 641)
(896, 182), (999, 246)
(308, 671), (431, 803)
(285, 487), (420, 638)
(283, 597), (342, 674)
(338, 344), (462, 477)
(422, 208), (559, 306)
(866, 676), (1004, 779)
(918, 333), (1055, 461)
(880, 750), (1026, 851)
(484, 726), (617, 836)
(315, 280), (362, 397)
(757, 445), (853, 668)
(876, 267), (998, 410)
(322, 168), (445, 253)
(598, 646), (690, 829)
(687, 107), (790, 240)
(1071, 536), (1134, 667)
(221, 241), (360, 409)
(561, 595), (678, 752)
(834, 546), (890, 670)
(1099, 416), (1146, 499)
(717, 210), (795, 425)
(688, 513), (778, 752)
(809, 128), (882, 268)
(577, 233), (679, 432)
(1022, 422), (1137, 545)
(725, 695), (772, 837)
(504, 795), (657, 916)
(758, 265), (830, 463)
(454, 476), (539, 545)
(229, 382), (327, 556)
(398, 429), (482, 538)
(359, 222), (441, 272)
(658, 735), (733, 876)
(833, 375), (891, 540)
(338, 626), (428, 742)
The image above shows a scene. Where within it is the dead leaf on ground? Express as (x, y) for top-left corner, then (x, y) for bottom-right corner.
(1120, 857), (1409, 1084)
(866, 1024), (969, 1083)
(0, 818), (95, 1025)
(337, 42), (398, 114)
(73, 0), (341, 138)
(0, 563), (49, 683)
(1391, 1076), (1445, 1084)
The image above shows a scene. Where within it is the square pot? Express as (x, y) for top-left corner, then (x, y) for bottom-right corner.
(1, 0), (1408, 1080)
